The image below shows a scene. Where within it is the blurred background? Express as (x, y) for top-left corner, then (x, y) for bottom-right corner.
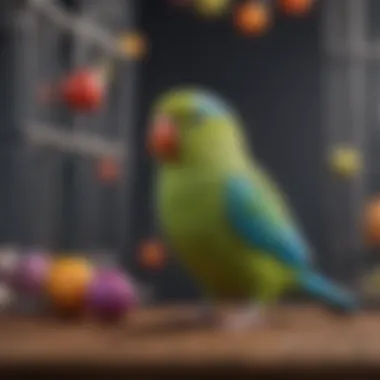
(0, 0), (378, 303)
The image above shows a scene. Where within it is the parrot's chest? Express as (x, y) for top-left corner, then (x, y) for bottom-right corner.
(156, 171), (294, 299)
(157, 173), (252, 296)
(158, 175), (224, 244)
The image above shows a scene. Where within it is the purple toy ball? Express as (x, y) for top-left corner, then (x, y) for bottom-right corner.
(12, 252), (51, 295)
(86, 269), (138, 321)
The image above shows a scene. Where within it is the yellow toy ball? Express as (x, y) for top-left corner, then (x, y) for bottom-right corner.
(194, 0), (231, 18)
(328, 146), (362, 178)
(118, 32), (148, 60)
(45, 257), (94, 314)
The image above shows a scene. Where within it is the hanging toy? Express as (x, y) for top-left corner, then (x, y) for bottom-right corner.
(193, 0), (232, 18)
(328, 146), (362, 179)
(138, 239), (167, 270)
(60, 61), (111, 113)
(278, 0), (314, 16)
(118, 32), (148, 61)
(97, 156), (120, 184)
(234, 0), (273, 36)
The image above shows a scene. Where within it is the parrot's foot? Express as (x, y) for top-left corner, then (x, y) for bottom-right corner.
(220, 305), (265, 332)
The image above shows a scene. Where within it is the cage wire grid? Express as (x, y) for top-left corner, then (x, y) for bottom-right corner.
(321, 0), (380, 304)
(5, 0), (138, 260)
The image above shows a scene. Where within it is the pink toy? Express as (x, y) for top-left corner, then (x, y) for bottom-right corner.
(12, 252), (50, 295)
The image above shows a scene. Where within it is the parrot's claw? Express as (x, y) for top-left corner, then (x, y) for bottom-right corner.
(220, 306), (265, 332)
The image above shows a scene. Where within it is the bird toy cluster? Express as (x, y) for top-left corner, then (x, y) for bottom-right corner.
(172, 0), (316, 36)
(0, 249), (139, 322)
(37, 32), (147, 115)
(46, 62), (123, 184)
(35, 31), (148, 186)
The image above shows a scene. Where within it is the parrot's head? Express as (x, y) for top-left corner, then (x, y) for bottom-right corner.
(147, 87), (246, 168)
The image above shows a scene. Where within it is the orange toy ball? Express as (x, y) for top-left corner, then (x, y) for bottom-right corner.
(364, 198), (380, 246)
(138, 240), (166, 270)
(97, 157), (119, 184)
(278, 0), (314, 16)
(118, 32), (148, 60)
(45, 257), (94, 313)
(234, 1), (272, 36)
(61, 69), (104, 112)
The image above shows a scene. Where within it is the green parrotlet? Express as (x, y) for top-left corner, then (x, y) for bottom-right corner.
(147, 87), (358, 330)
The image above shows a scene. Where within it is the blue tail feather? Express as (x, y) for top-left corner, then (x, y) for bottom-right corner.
(299, 272), (358, 313)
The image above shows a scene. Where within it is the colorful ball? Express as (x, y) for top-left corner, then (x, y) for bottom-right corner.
(329, 146), (362, 178)
(46, 257), (94, 313)
(194, 0), (231, 18)
(60, 69), (104, 112)
(364, 197), (380, 247)
(234, 1), (272, 36)
(138, 239), (167, 270)
(86, 269), (137, 321)
(278, 0), (314, 16)
(12, 252), (51, 295)
(118, 32), (148, 60)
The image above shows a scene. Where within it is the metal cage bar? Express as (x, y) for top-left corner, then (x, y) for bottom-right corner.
(322, 0), (370, 286)
(0, 0), (136, 256)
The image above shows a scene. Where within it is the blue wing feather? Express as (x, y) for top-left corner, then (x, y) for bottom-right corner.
(225, 176), (311, 269)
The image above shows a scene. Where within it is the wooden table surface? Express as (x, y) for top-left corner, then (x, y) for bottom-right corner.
(1, 305), (380, 378)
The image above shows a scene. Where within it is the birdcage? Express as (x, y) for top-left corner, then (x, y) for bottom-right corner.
(322, 0), (380, 302)
(0, 0), (138, 259)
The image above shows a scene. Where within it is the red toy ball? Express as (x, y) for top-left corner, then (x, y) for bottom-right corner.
(60, 69), (104, 112)
(85, 269), (138, 322)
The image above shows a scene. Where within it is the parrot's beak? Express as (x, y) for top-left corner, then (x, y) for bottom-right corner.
(147, 115), (180, 162)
